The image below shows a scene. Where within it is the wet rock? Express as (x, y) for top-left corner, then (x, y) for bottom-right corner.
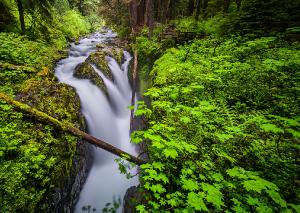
(87, 51), (113, 81)
(73, 61), (108, 95)
(123, 186), (143, 213)
(17, 76), (93, 212)
(96, 43), (106, 49)
(87, 46), (124, 81)
(50, 141), (93, 213)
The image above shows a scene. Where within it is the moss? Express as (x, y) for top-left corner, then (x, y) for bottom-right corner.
(87, 51), (113, 80)
(87, 47), (124, 80)
(108, 47), (124, 64)
(0, 73), (86, 211)
(73, 61), (108, 95)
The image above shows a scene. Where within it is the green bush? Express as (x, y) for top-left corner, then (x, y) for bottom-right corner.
(0, 33), (59, 68)
(132, 36), (300, 212)
(59, 10), (91, 39)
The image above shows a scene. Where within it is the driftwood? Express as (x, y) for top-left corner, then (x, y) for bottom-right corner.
(0, 92), (145, 165)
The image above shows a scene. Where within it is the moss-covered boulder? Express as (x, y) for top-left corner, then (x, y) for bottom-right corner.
(87, 46), (124, 80)
(105, 47), (123, 64)
(87, 51), (113, 81)
(73, 61), (107, 95)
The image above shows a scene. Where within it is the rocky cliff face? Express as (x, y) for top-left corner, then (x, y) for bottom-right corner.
(49, 141), (93, 213)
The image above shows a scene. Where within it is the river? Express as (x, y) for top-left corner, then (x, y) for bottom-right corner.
(55, 30), (138, 212)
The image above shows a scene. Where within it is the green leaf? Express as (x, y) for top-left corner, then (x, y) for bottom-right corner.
(260, 123), (284, 134)
(266, 190), (287, 208)
(202, 183), (224, 209)
(187, 192), (208, 211)
(163, 149), (178, 159)
(226, 167), (248, 179)
(181, 178), (199, 191)
(180, 116), (192, 124)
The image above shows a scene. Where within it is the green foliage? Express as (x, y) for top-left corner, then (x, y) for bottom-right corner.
(59, 10), (91, 39)
(0, 33), (60, 68)
(0, 9), (87, 211)
(133, 36), (300, 212)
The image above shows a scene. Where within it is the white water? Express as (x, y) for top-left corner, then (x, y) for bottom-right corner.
(55, 30), (138, 212)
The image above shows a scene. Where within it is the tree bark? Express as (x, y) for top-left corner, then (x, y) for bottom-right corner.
(16, 0), (25, 34)
(165, 0), (171, 23)
(195, 0), (201, 21)
(137, 0), (145, 26)
(0, 92), (145, 165)
(145, 0), (154, 37)
(130, 0), (138, 32)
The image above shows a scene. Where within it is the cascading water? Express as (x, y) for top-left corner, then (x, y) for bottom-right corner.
(55, 30), (138, 212)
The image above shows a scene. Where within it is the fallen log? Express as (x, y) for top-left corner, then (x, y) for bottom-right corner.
(0, 92), (146, 165)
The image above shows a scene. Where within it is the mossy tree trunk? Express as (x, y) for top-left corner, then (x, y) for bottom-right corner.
(0, 92), (145, 165)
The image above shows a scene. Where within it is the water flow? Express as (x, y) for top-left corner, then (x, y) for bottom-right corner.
(55, 30), (138, 213)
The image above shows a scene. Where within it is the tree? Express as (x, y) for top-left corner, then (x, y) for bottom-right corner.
(14, 0), (53, 35)
(130, 0), (138, 31)
(16, 0), (25, 34)
(202, 0), (209, 17)
(145, 0), (154, 37)
(0, 92), (145, 165)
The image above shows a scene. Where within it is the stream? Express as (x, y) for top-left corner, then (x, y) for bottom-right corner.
(55, 30), (138, 212)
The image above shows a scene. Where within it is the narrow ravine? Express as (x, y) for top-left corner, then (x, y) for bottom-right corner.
(55, 30), (138, 212)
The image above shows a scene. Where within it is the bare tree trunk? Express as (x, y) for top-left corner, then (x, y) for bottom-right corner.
(130, 0), (138, 32)
(16, 0), (25, 34)
(145, 0), (154, 37)
(223, 0), (231, 13)
(0, 92), (145, 165)
(162, 0), (171, 23)
(195, 0), (201, 21)
(137, 0), (145, 26)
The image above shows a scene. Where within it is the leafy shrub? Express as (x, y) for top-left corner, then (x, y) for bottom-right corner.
(0, 33), (59, 68)
(132, 36), (300, 212)
(59, 10), (91, 39)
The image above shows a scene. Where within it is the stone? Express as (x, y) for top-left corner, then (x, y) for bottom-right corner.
(73, 61), (108, 95)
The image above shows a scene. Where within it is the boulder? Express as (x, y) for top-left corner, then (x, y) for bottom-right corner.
(73, 61), (108, 95)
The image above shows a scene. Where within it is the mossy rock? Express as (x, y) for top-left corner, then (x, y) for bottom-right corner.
(106, 47), (124, 64)
(12, 76), (90, 211)
(87, 51), (113, 81)
(90, 47), (124, 76)
(19, 77), (85, 128)
(73, 62), (108, 95)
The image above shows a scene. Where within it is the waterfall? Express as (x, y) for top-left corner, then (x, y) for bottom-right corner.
(55, 30), (138, 213)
